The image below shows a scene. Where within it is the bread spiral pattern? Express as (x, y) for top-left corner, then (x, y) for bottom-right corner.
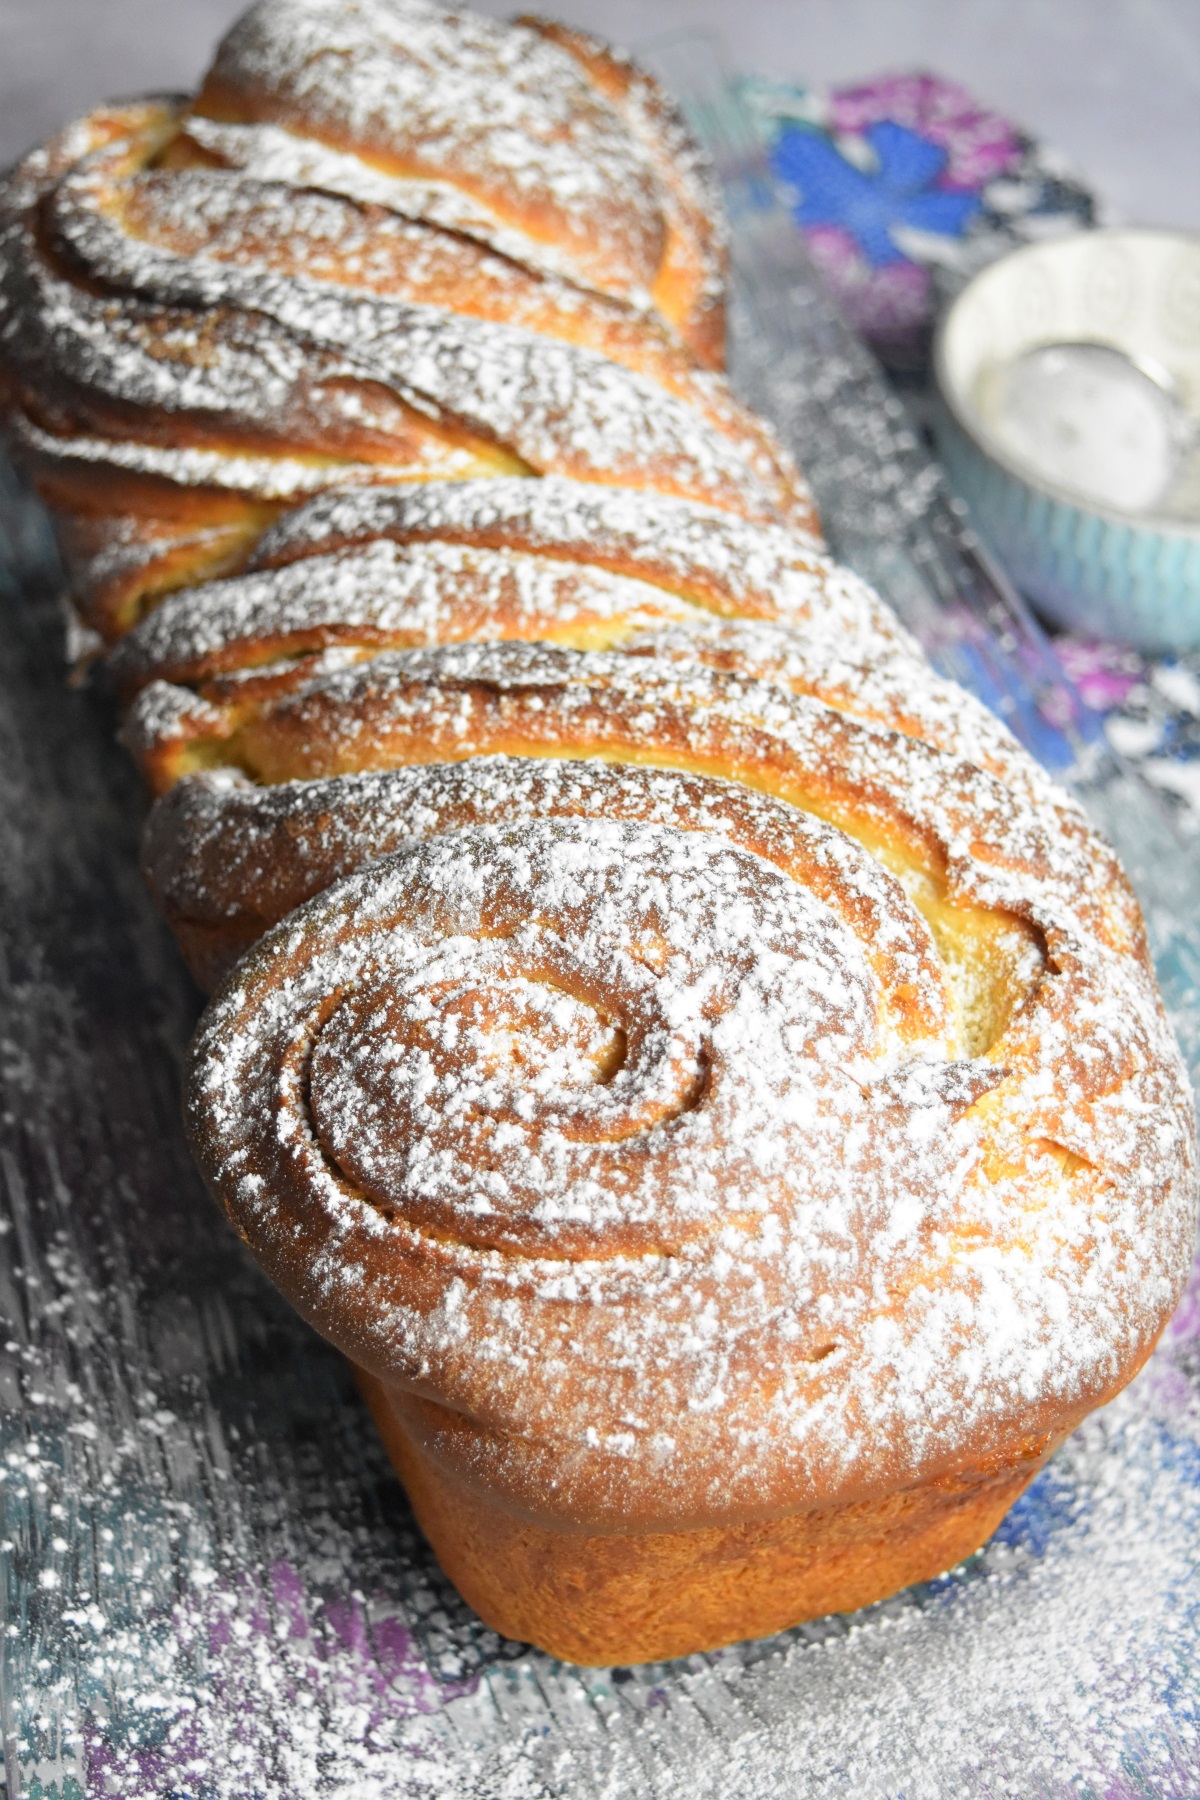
(1, 0), (1195, 1662)
(187, 770), (1192, 1531)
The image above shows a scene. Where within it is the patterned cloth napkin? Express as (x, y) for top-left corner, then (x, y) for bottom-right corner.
(745, 72), (1200, 834)
(1058, 639), (1200, 835)
(742, 72), (1102, 368)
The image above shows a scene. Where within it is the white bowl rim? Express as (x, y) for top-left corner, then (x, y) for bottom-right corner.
(932, 227), (1200, 542)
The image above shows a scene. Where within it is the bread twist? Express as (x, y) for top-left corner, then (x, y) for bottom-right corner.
(1, 0), (1194, 1666)
(0, 0), (812, 645)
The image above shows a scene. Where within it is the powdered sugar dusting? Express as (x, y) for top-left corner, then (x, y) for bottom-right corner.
(246, 478), (836, 624)
(105, 469), (916, 698)
(179, 112), (606, 289)
(108, 539), (703, 689)
(141, 757), (950, 1023)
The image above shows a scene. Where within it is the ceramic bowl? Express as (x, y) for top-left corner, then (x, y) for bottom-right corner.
(933, 229), (1200, 652)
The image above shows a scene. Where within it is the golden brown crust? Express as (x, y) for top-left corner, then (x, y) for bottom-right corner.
(515, 15), (729, 367)
(362, 1367), (1064, 1664)
(191, 0), (670, 303)
(184, 794), (1194, 1539)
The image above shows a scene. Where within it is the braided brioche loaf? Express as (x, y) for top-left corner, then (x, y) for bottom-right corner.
(1, 0), (1195, 1667)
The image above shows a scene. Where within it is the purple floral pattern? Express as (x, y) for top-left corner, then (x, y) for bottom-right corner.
(828, 74), (1022, 190)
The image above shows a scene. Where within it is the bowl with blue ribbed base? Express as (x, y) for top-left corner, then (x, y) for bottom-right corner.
(933, 230), (1200, 652)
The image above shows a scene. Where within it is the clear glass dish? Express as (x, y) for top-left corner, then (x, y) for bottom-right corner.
(1, 49), (1198, 1800)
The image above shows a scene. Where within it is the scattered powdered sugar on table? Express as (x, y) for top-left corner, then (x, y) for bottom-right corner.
(6, 1282), (1200, 1799)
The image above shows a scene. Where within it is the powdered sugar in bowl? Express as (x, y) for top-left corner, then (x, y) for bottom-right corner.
(934, 230), (1200, 651)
